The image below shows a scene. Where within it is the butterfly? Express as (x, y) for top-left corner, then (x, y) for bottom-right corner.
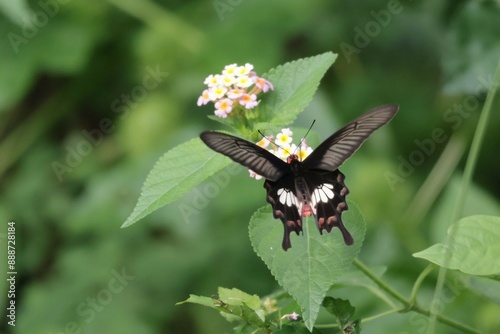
(200, 105), (399, 250)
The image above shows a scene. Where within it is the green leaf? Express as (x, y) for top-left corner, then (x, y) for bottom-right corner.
(177, 288), (266, 329)
(249, 201), (365, 331)
(322, 297), (355, 327)
(322, 297), (361, 333)
(256, 52), (337, 132)
(122, 137), (231, 227)
(176, 294), (215, 308)
(218, 287), (262, 311)
(413, 215), (500, 275)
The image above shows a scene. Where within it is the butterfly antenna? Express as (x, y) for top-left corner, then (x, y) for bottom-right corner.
(294, 120), (316, 158)
(258, 130), (280, 151)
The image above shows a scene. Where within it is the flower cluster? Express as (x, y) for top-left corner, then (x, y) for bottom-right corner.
(197, 63), (274, 118)
(249, 128), (314, 180)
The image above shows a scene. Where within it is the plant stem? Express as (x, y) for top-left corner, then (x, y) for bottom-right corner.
(353, 258), (408, 306)
(409, 264), (435, 305)
(353, 258), (481, 334)
(361, 307), (406, 323)
(427, 61), (500, 334)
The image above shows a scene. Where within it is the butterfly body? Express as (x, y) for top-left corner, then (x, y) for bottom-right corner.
(200, 104), (399, 250)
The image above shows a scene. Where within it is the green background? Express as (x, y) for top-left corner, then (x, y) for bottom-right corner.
(1, 0), (499, 333)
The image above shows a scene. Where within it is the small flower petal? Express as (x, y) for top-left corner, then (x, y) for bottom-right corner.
(237, 63), (254, 76)
(297, 146), (313, 161)
(197, 89), (211, 106)
(227, 88), (244, 99)
(277, 144), (295, 160)
(220, 74), (236, 87)
(236, 75), (254, 88)
(204, 74), (221, 87)
(222, 63), (238, 76)
(280, 312), (300, 321)
(254, 76), (274, 92)
(275, 129), (293, 147)
(215, 98), (233, 113)
(209, 86), (228, 100)
(214, 109), (227, 118)
(256, 136), (272, 148)
(238, 93), (258, 109)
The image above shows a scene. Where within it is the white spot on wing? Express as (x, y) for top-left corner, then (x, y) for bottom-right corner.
(277, 188), (298, 207)
(311, 183), (335, 207)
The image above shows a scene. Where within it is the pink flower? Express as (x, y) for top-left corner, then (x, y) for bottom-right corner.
(238, 94), (258, 109)
(214, 98), (233, 118)
(254, 77), (274, 93)
(197, 89), (211, 106)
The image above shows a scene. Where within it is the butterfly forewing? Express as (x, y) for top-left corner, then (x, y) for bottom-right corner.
(200, 132), (289, 181)
(302, 105), (398, 171)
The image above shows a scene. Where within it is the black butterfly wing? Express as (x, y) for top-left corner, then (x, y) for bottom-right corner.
(264, 176), (303, 250)
(304, 169), (353, 245)
(302, 105), (399, 171)
(200, 131), (289, 181)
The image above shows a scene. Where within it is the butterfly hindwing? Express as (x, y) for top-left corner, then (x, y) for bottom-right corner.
(302, 105), (399, 171)
(264, 176), (303, 250)
(305, 169), (353, 245)
(200, 131), (289, 181)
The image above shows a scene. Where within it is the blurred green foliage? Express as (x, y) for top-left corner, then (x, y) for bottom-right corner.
(0, 0), (499, 333)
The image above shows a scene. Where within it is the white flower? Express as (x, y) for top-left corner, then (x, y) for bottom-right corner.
(203, 74), (221, 87)
(235, 75), (254, 88)
(220, 74), (236, 87)
(297, 139), (313, 160)
(277, 144), (296, 160)
(236, 63), (254, 76)
(222, 63), (238, 76)
(275, 128), (293, 147)
(248, 129), (316, 181)
(209, 86), (227, 100)
(256, 136), (272, 148)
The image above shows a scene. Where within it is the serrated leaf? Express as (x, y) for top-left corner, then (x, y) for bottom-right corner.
(257, 52), (337, 132)
(249, 201), (365, 331)
(122, 137), (231, 227)
(218, 287), (262, 313)
(322, 297), (355, 326)
(413, 215), (500, 275)
(177, 290), (266, 328)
